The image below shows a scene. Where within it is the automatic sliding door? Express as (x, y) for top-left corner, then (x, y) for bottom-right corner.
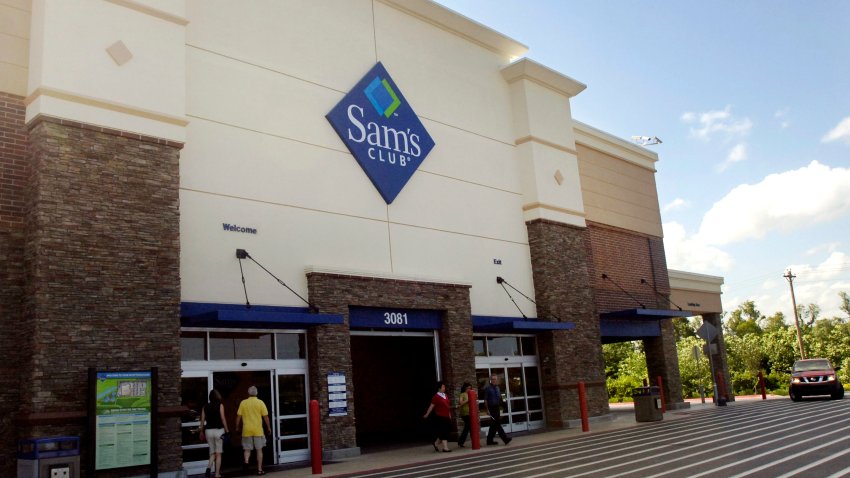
(180, 375), (210, 467)
(276, 373), (309, 463)
(505, 366), (527, 432)
(212, 371), (274, 471)
(475, 365), (544, 433)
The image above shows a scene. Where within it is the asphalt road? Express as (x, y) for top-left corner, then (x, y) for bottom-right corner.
(337, 397), (850, 478)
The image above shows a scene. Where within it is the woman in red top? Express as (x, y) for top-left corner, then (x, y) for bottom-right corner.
(423, 381), (453, 452)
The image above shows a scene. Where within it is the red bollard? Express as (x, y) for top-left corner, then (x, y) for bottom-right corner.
(716, 372), (728, 405)
(758, 371), (767, 399)
(577, 381), (589, 432)
(469, 389), (481, 450)
(656, 376), (666, 413)
(309, 399), (322, 474)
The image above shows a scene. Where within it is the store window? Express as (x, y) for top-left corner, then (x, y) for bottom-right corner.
(180, 331), (306, 361)
(210, 332), (273, 360)
(473, 337), (486, 357)
(276, 333), (306, 359)
(181, 332), (206, 361)
(487, 336), (519, 356)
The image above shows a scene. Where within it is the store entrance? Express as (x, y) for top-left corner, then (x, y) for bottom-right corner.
(212, 371), (273, 472)
(350, 333), (438, 447)
(474, 334), (544, 434)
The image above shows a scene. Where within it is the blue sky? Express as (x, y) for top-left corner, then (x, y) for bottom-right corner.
(434, 1), (850, 319)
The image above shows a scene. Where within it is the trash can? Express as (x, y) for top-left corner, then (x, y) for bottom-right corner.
(632, 386), (663, 422)
(17, 436), (80, 478)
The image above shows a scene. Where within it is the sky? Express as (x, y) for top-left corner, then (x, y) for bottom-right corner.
(434, 1), (850, 320)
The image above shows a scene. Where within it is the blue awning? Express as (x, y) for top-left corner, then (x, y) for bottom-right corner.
(599, 308), (692, 320)
(181, 302), (343, 329)
(600, 318), (661, 338)
(599, 308), (691, 343)
(472, 315), (575, 333)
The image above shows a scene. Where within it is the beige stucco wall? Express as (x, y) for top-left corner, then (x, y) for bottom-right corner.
(25, 0), (187, 140)
(669, 269), (724, 314)
(575, 121), (663, 237)
(0, 0), (30, 96)
(19, 0), (679, 321)
(179, 0), (541, 317)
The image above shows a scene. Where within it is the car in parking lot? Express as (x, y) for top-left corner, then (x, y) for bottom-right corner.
(787, 358), (845, 401)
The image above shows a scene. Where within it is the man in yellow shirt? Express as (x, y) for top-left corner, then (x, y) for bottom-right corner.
(236, 385), (272, 476)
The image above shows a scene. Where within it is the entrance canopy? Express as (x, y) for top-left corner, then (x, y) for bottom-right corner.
(472, 315), (575, 333)
(600, 308), (691, 344)
(181, 302), (343, 329)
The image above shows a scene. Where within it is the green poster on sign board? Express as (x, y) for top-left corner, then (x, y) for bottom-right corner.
(94, 371), (152, 470)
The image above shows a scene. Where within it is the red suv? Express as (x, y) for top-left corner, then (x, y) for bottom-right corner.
(788, 358), (844, 401)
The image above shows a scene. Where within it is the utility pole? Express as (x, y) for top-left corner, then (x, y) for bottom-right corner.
(784, 269), (806, 359)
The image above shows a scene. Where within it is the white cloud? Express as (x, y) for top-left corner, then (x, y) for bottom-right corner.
(778, 252), (850, 318)
(724, 252), (850, 319)
(805, 242), (842, 256)
(774, 108), (790, 129)
(822, 116), (850, 144)
(662, 198), (690, 214)
(697, 161), (850, 246)
(681, 105), (753, 142)
(717, 143), (747, 172)
(662, 221), (734, 273)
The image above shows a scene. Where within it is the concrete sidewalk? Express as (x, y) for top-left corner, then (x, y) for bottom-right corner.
(228, 395), (781, 478)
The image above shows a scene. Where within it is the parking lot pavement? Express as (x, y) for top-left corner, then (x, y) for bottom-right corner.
(241, 395), (783, 478)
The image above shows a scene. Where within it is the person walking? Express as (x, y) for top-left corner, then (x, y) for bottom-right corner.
(200, 389), (229, 478)
(484, 374), (511, 445)
(423, 381), (453, 452)
(457, 382), (472, 448)
(236, 385), (272, 476)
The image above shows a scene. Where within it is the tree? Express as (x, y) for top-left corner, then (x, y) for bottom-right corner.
(725, 300), (764, 337)
(677, 336), (711, 398)
(672, 317), (697, 341)
(806, 318), (850, 366)
(840, 291), (850, 320)
(759, 327), (796, 370)
(802, 303), (820, 327)
(762, 312), (787, 333)
(603, 342), (637, 379)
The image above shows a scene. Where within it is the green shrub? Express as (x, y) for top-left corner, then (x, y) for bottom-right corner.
(607, 375), (644, 403)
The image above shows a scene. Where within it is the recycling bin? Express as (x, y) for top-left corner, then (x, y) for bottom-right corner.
(17, 436), (80, 478)
(632, 386), (663, 422)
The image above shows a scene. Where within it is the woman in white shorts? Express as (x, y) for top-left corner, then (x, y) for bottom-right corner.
(200, 389), (229, 478)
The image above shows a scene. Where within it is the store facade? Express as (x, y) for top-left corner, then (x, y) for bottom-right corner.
(0, 1), (727, 476)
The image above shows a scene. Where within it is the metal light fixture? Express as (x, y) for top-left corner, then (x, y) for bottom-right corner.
(631, 135), (662, 146)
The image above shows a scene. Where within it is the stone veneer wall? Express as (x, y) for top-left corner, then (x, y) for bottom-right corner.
(0, 92), (28, 476)
(704, 312), (733, 401)
(585, 221), (685, 406)
(586, 222), (670, 311)
(526, 219), (609, 426)
(306, 272), (473, 455)
(16, 116), (183, 476)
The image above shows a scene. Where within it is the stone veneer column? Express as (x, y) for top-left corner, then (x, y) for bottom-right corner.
(644, 320), (686, 407)
(526, 220), (609, 426)
(704, 312), (733, 401)
(306, 272), (473, 459)
(18, 117), (183, 475)
(0, 92), (28, 476)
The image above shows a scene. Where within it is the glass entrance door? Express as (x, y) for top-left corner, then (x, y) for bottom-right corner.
(275, 372), (309, 463)
(212, 371), (273, 472)
(474, 334), (544, 434)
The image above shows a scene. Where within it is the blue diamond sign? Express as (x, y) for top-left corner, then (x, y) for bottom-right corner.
(326, 62), (435, 204)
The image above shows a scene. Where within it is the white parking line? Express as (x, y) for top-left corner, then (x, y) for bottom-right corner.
(681, 424), (850, 478)
(773, 444), (850, 478)
(491, 407), (850, 478)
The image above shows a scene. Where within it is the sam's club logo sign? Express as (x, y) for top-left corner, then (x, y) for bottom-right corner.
(326, 62), (435, 204)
